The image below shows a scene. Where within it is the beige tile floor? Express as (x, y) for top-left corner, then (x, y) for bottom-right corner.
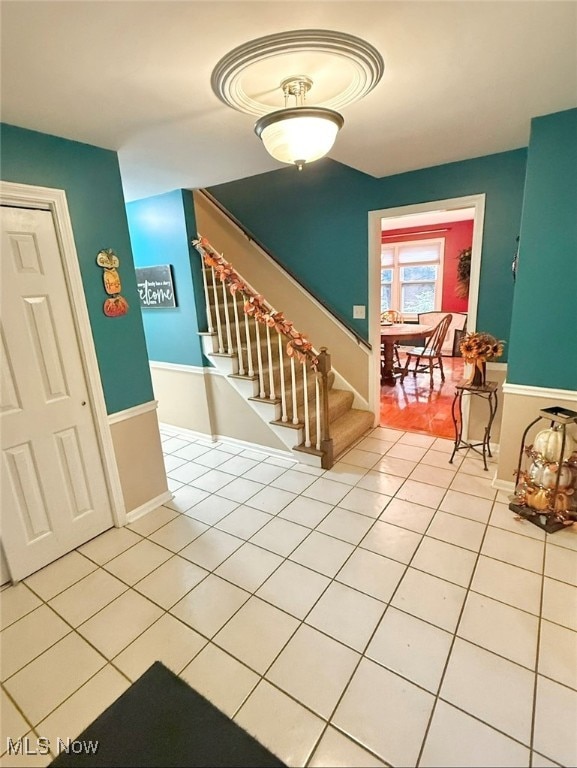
(1, 425), (577, 767)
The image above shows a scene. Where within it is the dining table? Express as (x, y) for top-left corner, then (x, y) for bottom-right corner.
(380, 323), (432, 386)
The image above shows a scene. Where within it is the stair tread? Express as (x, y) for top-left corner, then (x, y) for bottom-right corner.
(330, 409), (374, 458)
(291, 388), (353, 427)
(199, 309), (371, 467)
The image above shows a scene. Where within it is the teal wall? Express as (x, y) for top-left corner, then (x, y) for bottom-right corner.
(507, 109), (577, 390)
(126, 190), (205, 366)
(0, 123), (154, 414)
(209, 149), (528, 356)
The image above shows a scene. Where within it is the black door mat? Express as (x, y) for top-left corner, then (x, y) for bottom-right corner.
(49, 661), (286, 767)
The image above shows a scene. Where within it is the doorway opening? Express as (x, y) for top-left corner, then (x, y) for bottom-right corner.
(368, 195), (485, 439)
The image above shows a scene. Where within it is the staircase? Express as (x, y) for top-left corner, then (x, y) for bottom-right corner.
(193, 237), (374, 469)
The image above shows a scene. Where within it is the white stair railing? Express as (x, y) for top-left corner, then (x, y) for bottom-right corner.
(278, 332), (288, 423)
(232, 292), (244, 375)
(244, 314), (254, 377)
(221, 281), (233, 355)
(211, 269), (224, 353)
(193, 235), (334, 466)
(255, 321), (266, 399)
(201, 266), (214, 333)
(290, 357), (298, 425)
(302, 361), (311, 448)
(315, 376), (321, 451)
(265, 325), (275, 401)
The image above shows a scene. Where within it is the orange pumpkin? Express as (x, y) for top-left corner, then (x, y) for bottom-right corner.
(103, 296), (129, 317)
(553, 491), (573, 515)
(526, 487), (550, 511)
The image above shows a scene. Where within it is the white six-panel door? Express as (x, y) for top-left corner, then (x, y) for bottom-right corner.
(1, 205), (114, 580)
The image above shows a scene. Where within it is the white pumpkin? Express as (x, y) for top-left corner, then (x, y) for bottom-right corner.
(542, 464), (575, 490)
(533, 427), (576, 462)
(529, 461), (546, 485)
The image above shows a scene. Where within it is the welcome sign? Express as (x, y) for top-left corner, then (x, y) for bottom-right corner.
(136, 265), (177, 308)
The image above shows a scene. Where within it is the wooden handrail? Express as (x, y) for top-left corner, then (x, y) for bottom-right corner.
(198, 188), (371, 351)
(192, 235), (319, 367)
(193, 234), (334, 465)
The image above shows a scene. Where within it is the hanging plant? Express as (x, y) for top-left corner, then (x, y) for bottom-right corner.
(455, 247), (471, 298)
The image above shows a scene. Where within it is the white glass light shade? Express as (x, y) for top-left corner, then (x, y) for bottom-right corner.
(255, 107), (344, 170)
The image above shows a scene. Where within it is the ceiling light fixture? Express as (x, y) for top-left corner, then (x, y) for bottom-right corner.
(254, 76), (344, 171)
(211, 29), (384, 171)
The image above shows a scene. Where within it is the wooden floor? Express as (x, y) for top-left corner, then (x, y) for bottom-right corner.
(380, 354), (465, 439)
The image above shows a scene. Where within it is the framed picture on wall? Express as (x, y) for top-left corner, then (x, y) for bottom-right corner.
(136, 265), (177, 308)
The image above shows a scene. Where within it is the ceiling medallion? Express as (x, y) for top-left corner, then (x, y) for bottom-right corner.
(211, 29), (384, 117)
(211, 30), (384, 170)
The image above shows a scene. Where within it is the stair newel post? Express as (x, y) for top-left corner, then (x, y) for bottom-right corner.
(221, 281), (233, 355)
(266, 324), (275, 400)
(302, 361), (311, 447)
(254, 321), (266, 399)
(317, 347), (334, 469)
(201, 262), (214, 333)
(278, 332), (288, 423)
(244, 314), (254, 377)
(211, 268), (224, 353)
(290, 357), (298, 425)
(232, 292), (245, 375)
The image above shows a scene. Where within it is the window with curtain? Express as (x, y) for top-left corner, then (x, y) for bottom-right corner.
(381, 238), (444, 319)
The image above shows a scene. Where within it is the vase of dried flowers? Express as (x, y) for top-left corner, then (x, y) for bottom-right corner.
(459, 332), (504, 386)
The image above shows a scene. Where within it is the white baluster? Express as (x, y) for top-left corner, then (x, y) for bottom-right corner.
(315, 374), (321, 450)
(290, 357), (298, 424)
(201, 260), (214, 332)
(255, 321), (266, 398)
(221, 281), (233, 355)
(211, 268), (224, 353)
(278, 333), (288, 422)
(303, 362), (311, 447)
(232, 293), (245, 375)
(266, 325), (275, 400)
(244, 313), (254, 377)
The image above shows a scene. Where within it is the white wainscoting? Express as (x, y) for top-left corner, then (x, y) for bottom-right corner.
(149, 362), (287, 451)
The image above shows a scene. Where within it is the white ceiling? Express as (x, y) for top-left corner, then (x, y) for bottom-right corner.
(2, 2), (576, 202)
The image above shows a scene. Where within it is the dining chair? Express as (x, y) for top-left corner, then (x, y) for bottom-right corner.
(417, 311), (467, 356)
(400, 313), (453, 388)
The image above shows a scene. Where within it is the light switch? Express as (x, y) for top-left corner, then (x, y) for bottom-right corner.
(353, 305), (366, 319)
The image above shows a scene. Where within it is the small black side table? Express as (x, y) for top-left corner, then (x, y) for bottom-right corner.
(449, 380), (498, 471)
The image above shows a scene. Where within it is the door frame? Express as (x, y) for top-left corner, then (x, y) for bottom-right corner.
(1, 180), (126, 528)
(368, 193), (486, 438)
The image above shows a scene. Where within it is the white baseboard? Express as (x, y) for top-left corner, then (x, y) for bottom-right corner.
(492, 477), (515, 494)
(159, 422), (295, 461)
(150, 361), (205, 374)
(126, 490), (174, 523)
(160, 423), (211, 441)
(149, 360), (223, 376)
(214, 433), (295, 461)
